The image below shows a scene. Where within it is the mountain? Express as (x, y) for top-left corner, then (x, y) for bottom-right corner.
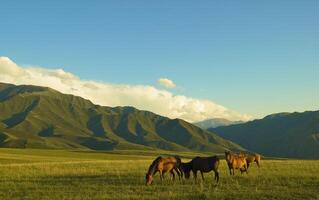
(211, 111), (319, 159)
(195, 118), (243, 129)
(0, 82), (243, 152)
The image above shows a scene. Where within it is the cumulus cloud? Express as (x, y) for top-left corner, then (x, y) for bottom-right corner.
(157, 78), (177, 89)
(0, 56), (252, 122)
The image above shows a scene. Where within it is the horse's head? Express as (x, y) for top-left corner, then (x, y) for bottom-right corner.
(145, 173), (153, 185)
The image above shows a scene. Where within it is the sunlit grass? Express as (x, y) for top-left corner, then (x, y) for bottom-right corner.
(0, 148), (318, 200)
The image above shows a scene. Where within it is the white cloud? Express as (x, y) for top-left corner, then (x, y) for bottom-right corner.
(157, 78), (176, 89)
(0, 56), (252, 122)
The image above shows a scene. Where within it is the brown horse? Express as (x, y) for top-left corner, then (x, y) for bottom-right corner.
(225, 151), (248, 175)
(145, 156), (181, 185)
(181, 156), (220, 183)
(239, 152), (261, 169)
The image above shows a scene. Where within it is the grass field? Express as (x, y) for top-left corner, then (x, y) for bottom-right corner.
(0, 148), (318, 200)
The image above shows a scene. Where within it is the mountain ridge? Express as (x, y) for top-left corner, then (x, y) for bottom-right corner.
(0, 82), (243, 153)
(211, 111), (319, 159)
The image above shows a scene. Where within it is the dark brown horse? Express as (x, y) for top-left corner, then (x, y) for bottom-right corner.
(181, 156), (220, 183)
(239, 152), (261, 169)
(145, 156), (181, 185)
(225, 151), (248, 175)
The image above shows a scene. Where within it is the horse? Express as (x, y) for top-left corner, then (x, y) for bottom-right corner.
(239, 152), (261, 169)
(181, 156), (220, 183)
(225, 151), (248, 175)
(145, 156), (181, 185)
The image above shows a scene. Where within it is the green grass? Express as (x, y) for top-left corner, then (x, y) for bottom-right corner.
(0, 148), (318, 200)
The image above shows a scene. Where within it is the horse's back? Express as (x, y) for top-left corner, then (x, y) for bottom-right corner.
(163, 156), (178, 164)
(193, 156), (218, 162)
(159, 157), (178, 172)
(244, 153), (261, 164)
(227, 153), (247, 168)
(191, 156), (219, 172)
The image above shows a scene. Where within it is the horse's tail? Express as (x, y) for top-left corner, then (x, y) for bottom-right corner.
(215, 170), (220, 183)
(215, 156), (220, 169)
(174, 155), (183, 177)
(214, 156), (220, 183)
(255, 154), (261, 168)
(243, 158), (249, 173)
(174, 155), (182, 165)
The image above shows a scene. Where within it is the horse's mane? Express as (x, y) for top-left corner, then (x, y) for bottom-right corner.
(147, 156), (162, 175)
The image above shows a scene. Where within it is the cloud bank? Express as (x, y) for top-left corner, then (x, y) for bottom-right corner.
(0, 57), (252, 122)
(157, 78), (176, 89)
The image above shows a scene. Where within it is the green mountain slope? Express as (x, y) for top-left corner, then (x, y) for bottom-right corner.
(211, 112), (319, 159)
(0, 82), (243, 153)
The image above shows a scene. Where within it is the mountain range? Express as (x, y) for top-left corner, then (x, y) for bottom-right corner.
(212, 112), (319, 159)
(0, 82), (243, 153)
(2, 82), (318, 159)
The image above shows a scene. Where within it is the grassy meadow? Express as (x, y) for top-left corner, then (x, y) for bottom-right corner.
(0, 148), (318, 200)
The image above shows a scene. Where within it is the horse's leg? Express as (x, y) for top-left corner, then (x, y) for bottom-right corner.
(164, 171), (168, 179)
(176, 168), (182, 180)
(245, 164), (248, 174)
(214, 170), (219, 183)
(200, 171), (205, 181)
(159, 170), (163, 181)
(246, 162), (250, 170)
(256, 160), (260, 168)
(193, 170), (197, 181)
(241, 165), (247, 174)
(179, 167), (184, 178)
(170, 170), (175, 181)
(174, 167), (181, 180)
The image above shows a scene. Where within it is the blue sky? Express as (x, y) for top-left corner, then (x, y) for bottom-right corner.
(1, 0), (319, 118)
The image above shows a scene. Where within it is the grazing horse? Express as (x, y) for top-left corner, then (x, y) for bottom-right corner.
(225, 151), (248, 175)
(239, 152), (261, 169)
(145, 156), (181, 185)
(181, 156), (220, 183)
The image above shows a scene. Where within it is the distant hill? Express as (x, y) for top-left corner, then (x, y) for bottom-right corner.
(0, 82), (243, 153)
(195, 118), (244, 129)
(211, 112), (319, 159)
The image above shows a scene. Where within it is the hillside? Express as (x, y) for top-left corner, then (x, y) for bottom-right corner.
(194, 118), (243, 129)
(211, 111), (319, 159)
(0, 82), (243, 152)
